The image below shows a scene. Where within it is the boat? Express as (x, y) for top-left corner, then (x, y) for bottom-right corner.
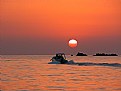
(48, 53), (75, 64)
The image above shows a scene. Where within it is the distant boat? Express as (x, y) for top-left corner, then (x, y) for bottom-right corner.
(93, 53), (118, 56)
(76, 52), (87, 56)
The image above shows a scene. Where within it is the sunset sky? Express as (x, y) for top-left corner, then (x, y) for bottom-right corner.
(0, 0), (121, 55)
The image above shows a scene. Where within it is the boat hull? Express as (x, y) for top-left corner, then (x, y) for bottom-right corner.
(48, 60), (75, 64)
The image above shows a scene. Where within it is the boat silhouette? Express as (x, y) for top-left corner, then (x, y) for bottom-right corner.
(49, 53), (75, 64)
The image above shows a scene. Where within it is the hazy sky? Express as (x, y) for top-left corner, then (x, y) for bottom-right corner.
(0, 0), (121, 55)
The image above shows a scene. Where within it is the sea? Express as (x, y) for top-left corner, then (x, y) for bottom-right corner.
(0, 55), (121, 91)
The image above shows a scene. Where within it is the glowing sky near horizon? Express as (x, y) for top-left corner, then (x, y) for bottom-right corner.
(0, 0), (121, 54)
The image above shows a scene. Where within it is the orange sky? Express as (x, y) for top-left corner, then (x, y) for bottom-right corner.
(0, 0), (121, 54)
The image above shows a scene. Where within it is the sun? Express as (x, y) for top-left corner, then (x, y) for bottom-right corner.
(69, 39), (77, 48)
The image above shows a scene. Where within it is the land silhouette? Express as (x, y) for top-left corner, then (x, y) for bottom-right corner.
(76, 52), (87, 56)
(71, 52), (118, 56)
(93, 53), (118, 56)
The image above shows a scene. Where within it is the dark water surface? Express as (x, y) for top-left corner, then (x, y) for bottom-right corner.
(0, 55), (121, 91)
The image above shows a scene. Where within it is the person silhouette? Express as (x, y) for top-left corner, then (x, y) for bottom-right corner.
(56, 54), (68, 64)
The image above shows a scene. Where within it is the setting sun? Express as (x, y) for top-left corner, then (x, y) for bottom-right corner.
(69, 39), (77, 48)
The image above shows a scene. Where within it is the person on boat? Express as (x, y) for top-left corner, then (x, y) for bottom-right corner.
(50, 53), (68, 64)
(55, 53), (68, 64)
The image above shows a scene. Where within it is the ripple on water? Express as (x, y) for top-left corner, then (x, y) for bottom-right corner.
(47, 86), (65, 88)
(16, 90), (29, 91)
(69, 78), (84, 81)
(47, 86), (65, 90)
(55, 79), (65, 81)
(45, 74), (62, 76)
(66, 72), (76, 74)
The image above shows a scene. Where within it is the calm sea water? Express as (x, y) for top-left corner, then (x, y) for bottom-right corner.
(0, 55), (121, 91)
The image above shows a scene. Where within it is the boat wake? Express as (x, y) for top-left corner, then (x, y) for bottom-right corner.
(72, 62), (121, 67)
(49, 61), (121, 67)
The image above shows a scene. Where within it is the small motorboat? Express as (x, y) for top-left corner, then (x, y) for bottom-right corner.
(48, 53), (75, 64)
